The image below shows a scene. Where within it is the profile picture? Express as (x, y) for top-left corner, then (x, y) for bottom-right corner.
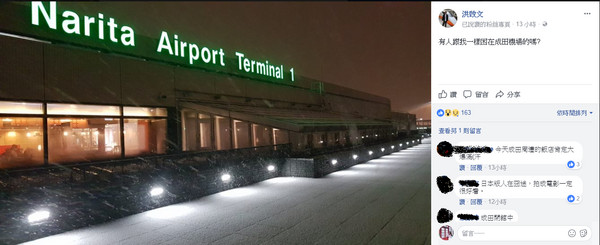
(436, 175), (454, 194)
(437, 208), (453, 223)
(439, 9), (457, 28)
(439, 225), (454, 240)
(437, 141), (453, 157)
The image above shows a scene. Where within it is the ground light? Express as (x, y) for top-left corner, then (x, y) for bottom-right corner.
(412, 140), (415, 143)
(221, 173), (231, 182)
(406, 141), (409, 145)
(150, 187), (164, 197)
(380, 147), (385, 152)
(391, 145), (395, 150)
(331, 159), (338, 165)
(27, 210), (50, 224)
(267, 165), (276, 172)
(400, 143), (403, 147)
(368, 150), (373, 155)
(352, 154), (358, 160)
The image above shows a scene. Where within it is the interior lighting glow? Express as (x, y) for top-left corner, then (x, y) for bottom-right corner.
(368, 151), (373, 155)
(381, 147), (385, 152)
(267, 165), (276, 172)
(331, 159), (338, 165)
(352, 154), (358, 160)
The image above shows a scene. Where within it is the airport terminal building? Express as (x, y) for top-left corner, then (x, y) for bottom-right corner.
(0, 2), (417, 171)
(0, 3), (422, 242)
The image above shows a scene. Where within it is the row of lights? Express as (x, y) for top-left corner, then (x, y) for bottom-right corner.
(154, 163), (277, 194)
(4, 131), (42, 137)
(25, 163), (279, 224)
(26, 139), (422, 224)
(25, 140), (426, 224)
(329, 140), (418, 166)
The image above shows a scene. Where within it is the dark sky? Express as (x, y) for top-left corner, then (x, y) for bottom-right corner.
(103, 2), (431, 118)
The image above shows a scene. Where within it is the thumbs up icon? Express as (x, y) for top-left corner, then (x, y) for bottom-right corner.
(438, 90), (448, 99)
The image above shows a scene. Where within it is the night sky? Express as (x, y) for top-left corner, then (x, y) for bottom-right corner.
(98, 2), (431, 119)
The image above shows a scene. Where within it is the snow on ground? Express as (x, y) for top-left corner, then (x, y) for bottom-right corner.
(23, 139), (431, 245)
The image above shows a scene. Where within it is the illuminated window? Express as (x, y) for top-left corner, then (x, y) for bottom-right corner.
(0, 117), (44, 169)
(47, 118), (121, 163)
(273, 128), (289, 145)
(272, 128), (288, 150)
(342, 131), (350, 146)
(333, 132), (341, 146)
(123, 106), (167, 157)
(319, 133), (327, 147)
(252, 124), (272, 147)
(214, 116), (231, 150)
(124, 119), (166, 157)
(182, 111), (213, 151)
(0, 101), (43, 114)
(47, 103), (120, 116)
(123, 107), (167, 117)
(233, 120), (250, 149)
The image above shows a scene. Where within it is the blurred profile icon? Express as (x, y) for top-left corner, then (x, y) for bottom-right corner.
(437, 208), (453, 223)
(437, 141), (453, 157)
(436, 175), (454, 194)
(439, 9), (457, 28)
(439, 225), (454, 240)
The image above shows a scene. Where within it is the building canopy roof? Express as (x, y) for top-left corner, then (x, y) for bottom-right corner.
(180, 102), (391, 132)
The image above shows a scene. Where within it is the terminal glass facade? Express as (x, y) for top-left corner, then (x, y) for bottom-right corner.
(124, 119), (167, 157)
(0, 117), (44, 169)
(233, 120), (251, 149)
(0, 101), (167, 168)
(47, 117), (121, 163)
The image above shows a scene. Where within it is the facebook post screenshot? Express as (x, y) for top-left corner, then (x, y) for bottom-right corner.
(432, 2), (599, 245)
(0, 1), (598, 245)
(0, 1), (432, 244)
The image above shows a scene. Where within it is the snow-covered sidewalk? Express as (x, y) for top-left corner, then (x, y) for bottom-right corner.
(24, 139), (431, 245)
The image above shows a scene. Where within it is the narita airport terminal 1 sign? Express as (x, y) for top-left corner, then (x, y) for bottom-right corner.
(155, 32), (292, 80)
(0, 1), (295, 83)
